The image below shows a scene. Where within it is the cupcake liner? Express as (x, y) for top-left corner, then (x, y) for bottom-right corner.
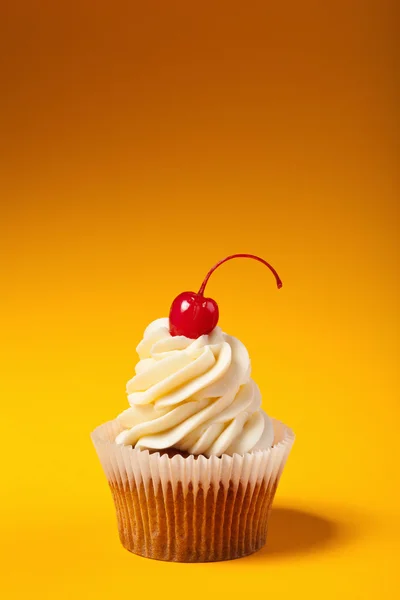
(91, 418), (295, 562)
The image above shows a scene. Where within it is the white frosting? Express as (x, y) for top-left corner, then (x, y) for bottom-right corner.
(115, 318), (274, 457)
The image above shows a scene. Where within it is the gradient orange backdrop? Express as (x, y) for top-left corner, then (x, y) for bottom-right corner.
(1, 1), (398, 599)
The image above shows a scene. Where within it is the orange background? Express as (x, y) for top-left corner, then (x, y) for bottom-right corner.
(0, 2), (398, 599)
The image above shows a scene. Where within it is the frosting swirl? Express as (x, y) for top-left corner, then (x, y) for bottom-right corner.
(115, 318), (274, 457)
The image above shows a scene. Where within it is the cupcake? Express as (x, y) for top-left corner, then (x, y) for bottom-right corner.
(91, 254), (295, 562)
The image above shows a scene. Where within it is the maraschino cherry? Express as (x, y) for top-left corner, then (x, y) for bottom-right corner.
(169, 254), (282, 339)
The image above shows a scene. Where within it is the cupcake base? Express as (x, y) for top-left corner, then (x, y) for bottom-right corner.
(109, 477), (277, 562)
(92, 418), (294, 562)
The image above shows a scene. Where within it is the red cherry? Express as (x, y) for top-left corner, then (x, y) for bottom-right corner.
(169, 292), (219, 339)
(169, 253), (282, 339)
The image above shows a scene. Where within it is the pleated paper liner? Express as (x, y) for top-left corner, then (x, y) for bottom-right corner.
(91, 418), (295, 562)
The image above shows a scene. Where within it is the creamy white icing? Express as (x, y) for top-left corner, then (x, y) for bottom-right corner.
(115, 318), (274, 457)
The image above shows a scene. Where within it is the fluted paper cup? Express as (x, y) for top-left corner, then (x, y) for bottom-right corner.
(91, 418), (294, 562)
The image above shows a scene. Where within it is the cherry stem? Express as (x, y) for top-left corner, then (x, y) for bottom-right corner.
(198, 253), (283, 296)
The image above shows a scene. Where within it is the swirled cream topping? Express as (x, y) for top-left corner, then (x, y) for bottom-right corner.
(115, 318), (274, 457)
